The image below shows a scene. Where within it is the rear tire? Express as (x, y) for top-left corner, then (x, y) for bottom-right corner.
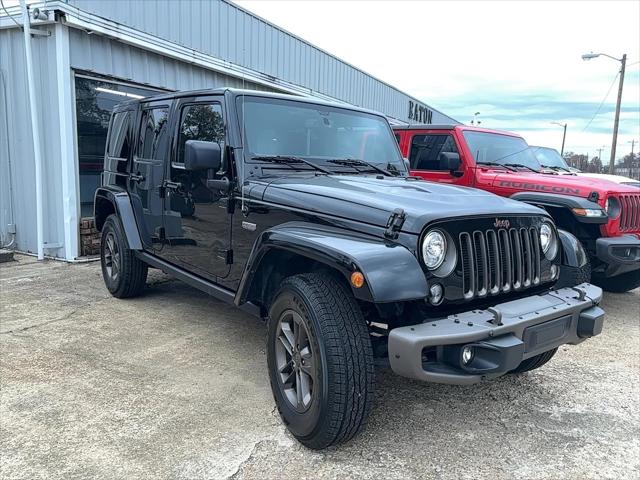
(511, 348), (558, 374)
(595, 269), (640, 293)
(267, 273), (375, 449)
(100, 214), (148, 298)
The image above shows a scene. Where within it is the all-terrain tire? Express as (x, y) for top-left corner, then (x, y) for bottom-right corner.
(596, 269), (640, 293)
(267, 273), (375, 449)
(100, 214), (148, 298)
(511, 348), (558, 374)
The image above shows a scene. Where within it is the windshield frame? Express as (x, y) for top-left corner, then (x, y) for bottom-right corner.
(462, 130), (543, 172)
(235, 95), (407, 175)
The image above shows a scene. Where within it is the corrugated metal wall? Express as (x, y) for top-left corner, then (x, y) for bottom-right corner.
(66, 0), (455, 123)
(68, 28), (269, 93)
(0, 28), (65, 254)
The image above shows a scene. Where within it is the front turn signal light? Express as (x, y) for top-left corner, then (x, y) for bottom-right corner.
(350, 271), (365, 288)
(572, 208), (606, 217)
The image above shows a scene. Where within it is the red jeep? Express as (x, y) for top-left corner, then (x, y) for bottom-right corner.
(393, 124), (640, 292)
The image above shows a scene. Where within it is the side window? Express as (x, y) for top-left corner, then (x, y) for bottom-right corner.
(138, 107), (170, 159)
(410, 134), (459, 170)
(176, 103), (225, 164)
(394, 133), (401, 144)
(107, 111), (131, 159)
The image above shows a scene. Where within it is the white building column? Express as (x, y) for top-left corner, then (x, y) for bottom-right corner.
(55, 22), (80, 260)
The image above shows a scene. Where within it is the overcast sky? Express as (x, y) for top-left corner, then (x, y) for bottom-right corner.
(236, 0), (640, 160)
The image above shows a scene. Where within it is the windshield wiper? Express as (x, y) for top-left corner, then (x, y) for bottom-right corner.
(251, 155), (333, 175)
(541, 164), (571, 173)
(327, 158), (394, 176)
(475, 161), (518, 172)
(503, 163), (540, 173)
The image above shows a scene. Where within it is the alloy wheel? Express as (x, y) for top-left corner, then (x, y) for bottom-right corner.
(274, 309), (318, 412)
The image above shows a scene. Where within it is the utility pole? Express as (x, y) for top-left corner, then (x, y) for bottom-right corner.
(609, 54), (627, 174)
(581, 52), (627, 174)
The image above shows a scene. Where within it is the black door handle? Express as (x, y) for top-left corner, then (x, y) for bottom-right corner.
(163, 180), (181, 190)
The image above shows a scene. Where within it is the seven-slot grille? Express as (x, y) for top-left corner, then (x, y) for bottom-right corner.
(619, 194), (640, 232)
(459, 227), (541, 299)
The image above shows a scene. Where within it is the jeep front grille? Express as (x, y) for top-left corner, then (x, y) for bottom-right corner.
(459, 227), (541, 299)
(619, 194), (640, 232)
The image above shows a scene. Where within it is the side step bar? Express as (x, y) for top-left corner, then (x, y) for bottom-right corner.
(136, 251), (261, 317)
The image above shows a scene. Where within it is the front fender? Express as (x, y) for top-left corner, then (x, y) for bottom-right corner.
(558, 229), (588, 268)
(235, 222), (428, 305)
(510, 192), (608, 224)
(94, 187), (143, 250)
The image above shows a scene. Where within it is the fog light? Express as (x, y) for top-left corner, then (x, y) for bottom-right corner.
(429, 283), (443, 305)
(550, 264), (558, 279)
(462, 346), (474, 365)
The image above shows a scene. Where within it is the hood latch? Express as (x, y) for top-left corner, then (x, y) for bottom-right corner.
(384, 208), (406, 239)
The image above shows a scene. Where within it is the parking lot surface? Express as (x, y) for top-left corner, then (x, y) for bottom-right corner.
(1, 255), (638, 479)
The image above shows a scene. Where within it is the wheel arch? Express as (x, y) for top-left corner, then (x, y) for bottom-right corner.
(234, 222), (428, 312)
(94, 187), (143, 250)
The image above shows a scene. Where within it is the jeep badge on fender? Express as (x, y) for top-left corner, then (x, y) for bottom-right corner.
(95, 88), (605, 449)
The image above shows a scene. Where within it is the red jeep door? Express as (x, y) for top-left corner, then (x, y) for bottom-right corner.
(407, 131), (472, 186)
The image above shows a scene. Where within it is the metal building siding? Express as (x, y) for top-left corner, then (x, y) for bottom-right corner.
(66, 0), (455, 123)
(68, 28), (269, 93)
(0, 28), (64, 253)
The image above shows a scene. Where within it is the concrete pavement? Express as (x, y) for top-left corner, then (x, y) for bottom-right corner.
(1, 255), (638, 479)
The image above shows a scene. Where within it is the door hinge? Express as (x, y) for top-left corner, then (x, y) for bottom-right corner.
(225, 249), (234, 265)
(384, 208), (406, 239)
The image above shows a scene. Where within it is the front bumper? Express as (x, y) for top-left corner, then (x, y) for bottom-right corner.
(388, 284), (603, 385)
(595, 235), (640, 277)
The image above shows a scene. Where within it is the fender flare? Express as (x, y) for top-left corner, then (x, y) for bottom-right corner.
(509, 192), (608, 224)
(557, 229), (589, 268)
(235, 222), (428, 306)
(94, 187), (143, 250)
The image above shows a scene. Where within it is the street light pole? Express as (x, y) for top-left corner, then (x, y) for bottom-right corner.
(582, 52), (627, 174)
(551, 122), (567, 155)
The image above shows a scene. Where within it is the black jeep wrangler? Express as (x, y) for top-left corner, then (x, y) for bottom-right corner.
(95, 89), (604, 449)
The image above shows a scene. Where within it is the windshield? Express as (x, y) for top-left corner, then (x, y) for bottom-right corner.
(462, 131), (542, 171)
(531, 146), (569, 169)
(238, 96), (405, 172)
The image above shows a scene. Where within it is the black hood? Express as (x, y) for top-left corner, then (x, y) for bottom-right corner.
(259, 174), (546, 234)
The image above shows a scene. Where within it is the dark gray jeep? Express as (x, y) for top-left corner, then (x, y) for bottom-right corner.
(95, 89), (604, 449)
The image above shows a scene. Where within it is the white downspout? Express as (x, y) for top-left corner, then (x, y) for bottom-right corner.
(19, 0), (44, 260)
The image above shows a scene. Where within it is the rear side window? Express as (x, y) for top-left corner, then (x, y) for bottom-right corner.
(410, 134), (459, 170)
(107, 111), (131, 159)
(176, 103), (225, 164)
(138, 107), (170, 159)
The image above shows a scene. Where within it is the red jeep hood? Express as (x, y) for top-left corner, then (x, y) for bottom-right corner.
(489, 170), (639, 198)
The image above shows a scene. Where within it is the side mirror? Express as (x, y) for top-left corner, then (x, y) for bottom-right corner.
(403, 157), (410, 171)
(439, 152), (461, 174)
(184, 140), (221, 171)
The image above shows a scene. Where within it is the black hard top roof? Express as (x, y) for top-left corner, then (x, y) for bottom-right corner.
(115, 87), (385, 118)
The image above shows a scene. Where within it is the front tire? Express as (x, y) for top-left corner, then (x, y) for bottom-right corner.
(100, 214), (148, 298)
(511, 348), (558, 374)
(267, 273), (375, 449)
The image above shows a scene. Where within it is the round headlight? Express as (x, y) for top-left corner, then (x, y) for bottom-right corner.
(539, 222), (558, 259)
(605, 197), (621, 219)
(422, 230), (447, 270)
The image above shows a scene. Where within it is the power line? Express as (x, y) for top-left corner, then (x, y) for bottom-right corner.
(582, 70), (620, 132)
